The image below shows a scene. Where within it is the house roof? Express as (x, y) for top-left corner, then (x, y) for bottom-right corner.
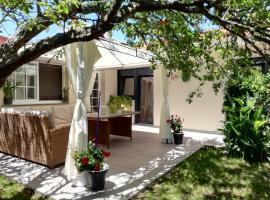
(0, 36), (8, 44)
(0, 35), (65, 65)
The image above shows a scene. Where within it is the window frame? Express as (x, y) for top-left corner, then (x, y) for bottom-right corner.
(9, 62), (64, 105)
(90, 72), (101, 112)
(11, 62), (39, 104)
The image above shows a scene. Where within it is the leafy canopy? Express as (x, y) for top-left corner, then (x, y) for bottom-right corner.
(0, 0), (269, 91)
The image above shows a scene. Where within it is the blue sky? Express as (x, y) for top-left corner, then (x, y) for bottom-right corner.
(1, 21), (127, 42)
(112, 30), (126, 42)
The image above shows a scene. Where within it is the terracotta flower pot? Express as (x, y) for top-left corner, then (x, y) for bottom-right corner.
(88, 164), (109, 191)
(173, 133), (184, 144)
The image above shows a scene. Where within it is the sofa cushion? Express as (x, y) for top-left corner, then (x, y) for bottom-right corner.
(30, 105), (55, 128)
(52, 105), (73, 126)
(1, 108), (15, 113)
(30, 105), (53, 114)
(13, 106), (31, 111)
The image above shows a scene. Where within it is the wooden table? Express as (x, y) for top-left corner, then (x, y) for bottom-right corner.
(87, 111), (139, 148)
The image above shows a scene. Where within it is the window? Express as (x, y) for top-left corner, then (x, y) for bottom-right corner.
(8, 62), (63, 103)
(90, 73), (101, 112)
(9, 62), (38, 101)
(123, 78), (134, 96)
(39, 63), (62, 100)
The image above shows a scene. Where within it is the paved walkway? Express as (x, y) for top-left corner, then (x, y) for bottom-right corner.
(0, 126), (224, 200)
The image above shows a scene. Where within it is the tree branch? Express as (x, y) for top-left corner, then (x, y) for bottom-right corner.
(200, 5), (270, 45)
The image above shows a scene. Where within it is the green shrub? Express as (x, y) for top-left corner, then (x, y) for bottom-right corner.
(223, 68), (270, 114)
(222, 68), (270, 163)
(222, 96), (270, 163)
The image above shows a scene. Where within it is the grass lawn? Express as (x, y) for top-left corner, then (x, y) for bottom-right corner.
(0, 176), (49, 200)
(135, 147), (270, 200)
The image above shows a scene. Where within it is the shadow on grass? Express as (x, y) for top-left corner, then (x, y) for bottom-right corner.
(0, 176), (48, 200)
(134, 147), (270, 200)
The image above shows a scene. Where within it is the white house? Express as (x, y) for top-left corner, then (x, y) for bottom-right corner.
(0, 37), (228, 133)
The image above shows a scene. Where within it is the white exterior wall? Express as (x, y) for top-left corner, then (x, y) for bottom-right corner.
(69, 67), (224, 132)
(154, 68), (224, 132)
(102, 69), (118, 105)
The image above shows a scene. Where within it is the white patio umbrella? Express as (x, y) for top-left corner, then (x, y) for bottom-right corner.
(159, 67), (172, 143)
(64, 41), (101, 181)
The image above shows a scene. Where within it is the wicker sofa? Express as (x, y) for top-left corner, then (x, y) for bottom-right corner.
(0, 104), (74, 168)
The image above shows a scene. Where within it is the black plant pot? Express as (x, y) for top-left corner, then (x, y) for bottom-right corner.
(4, 97), (13, 105)
(89, 165), (109, 191)
(173, 133), (184, 144)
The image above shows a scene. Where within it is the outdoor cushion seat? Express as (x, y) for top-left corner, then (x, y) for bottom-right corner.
(30, 105), (52, 114)
(52, 104), (73, 126)
(30, 105), (55, 128)
(0, 105), (74, 168)
(13, 106), (31, 111)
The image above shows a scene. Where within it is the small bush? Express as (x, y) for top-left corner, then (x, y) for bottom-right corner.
(222, 68), (270, 163)
(222, 96), (270, 162)
(223, 68), (270, 113)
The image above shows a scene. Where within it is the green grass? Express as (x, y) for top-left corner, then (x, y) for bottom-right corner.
(0, 148), (269, 200)
(0, 176), (49, 200)
(135, 147), (270, 200)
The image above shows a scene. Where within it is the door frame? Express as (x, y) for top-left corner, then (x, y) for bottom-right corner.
(117, 67), (153, 123)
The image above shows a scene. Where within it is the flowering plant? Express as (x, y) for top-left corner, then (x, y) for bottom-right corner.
(72, 141), (111, 172)
(166, 115), (184, 134)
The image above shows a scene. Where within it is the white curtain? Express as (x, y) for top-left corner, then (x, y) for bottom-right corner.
(64, 41), (101, 181)
(159, 67), (172, 143)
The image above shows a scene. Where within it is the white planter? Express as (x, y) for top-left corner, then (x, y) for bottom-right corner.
(72, 171), (89, 187)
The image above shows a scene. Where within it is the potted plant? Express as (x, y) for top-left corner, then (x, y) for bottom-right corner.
(108, 95), (132, 113)
(2, 80), (15, 105)
(166, 115), (184, 144)
(72, 141), (111, 191)
(62, 87), (69, 103)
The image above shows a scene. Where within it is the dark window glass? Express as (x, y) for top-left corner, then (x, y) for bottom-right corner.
(39, 63), (62, 100)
